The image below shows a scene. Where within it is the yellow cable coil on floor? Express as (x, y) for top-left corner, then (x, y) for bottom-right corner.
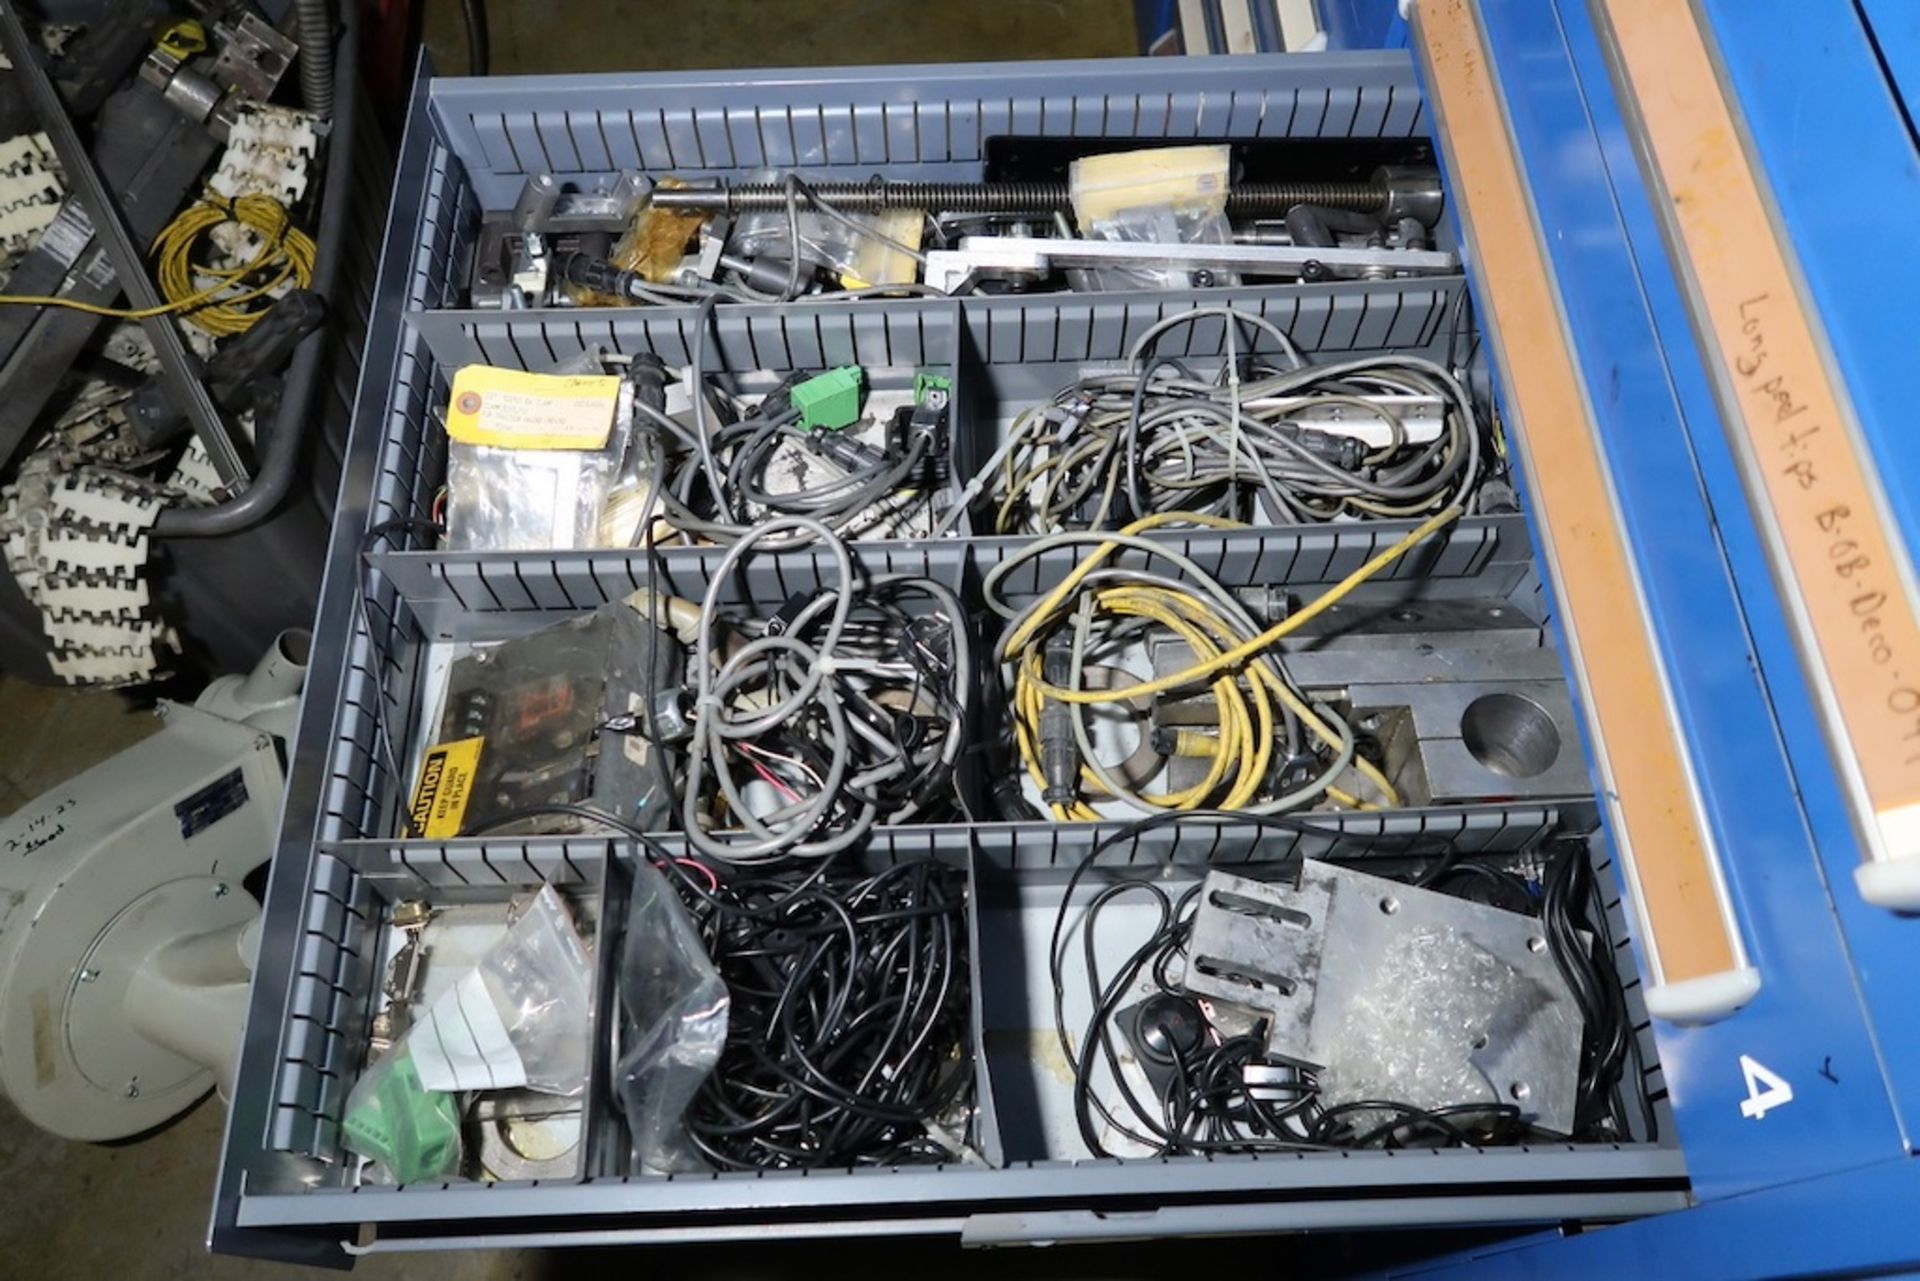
(0, 194), (314, 335)
(1002, 506), (1463, 821)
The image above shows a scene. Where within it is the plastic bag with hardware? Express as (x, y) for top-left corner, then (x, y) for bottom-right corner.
(444, 353), (634, 550)
(732, 170), (924, 289)
(342, 886), (597, 1182)
(616, 859), (729, 1173)
(1067, 144), (1240, 291)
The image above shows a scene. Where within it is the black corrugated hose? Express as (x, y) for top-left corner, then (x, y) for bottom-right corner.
(461, 0), (489, 75)
(156, 3), (359, 536)
(294, 0), (333, 114)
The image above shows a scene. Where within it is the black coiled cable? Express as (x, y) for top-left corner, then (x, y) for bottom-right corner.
(681, 857), (973, 1170)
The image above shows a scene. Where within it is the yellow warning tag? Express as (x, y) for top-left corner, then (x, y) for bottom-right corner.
(410, 736), (484, 839)
(444, 366), (621, 451)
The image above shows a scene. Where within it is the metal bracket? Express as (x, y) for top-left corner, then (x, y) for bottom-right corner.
(925, 235), (1460, 293)
(1183, 869), (1330, 1060)
(1183, 861), (1584, 1133)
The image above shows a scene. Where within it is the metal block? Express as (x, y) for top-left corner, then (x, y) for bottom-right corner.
(209, 14), (296, 102)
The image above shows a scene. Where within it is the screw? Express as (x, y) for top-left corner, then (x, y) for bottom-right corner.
(212, 883), (230, 898)
(79, 968), (99, 984)
(125, 1079), (140, 1099)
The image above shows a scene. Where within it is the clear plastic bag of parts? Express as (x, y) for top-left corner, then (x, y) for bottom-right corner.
(1067, 144), (1240, 292)
(1066, 204), (1240, 292)
(341, 886), (596, 1183)
(1314, 921), (1574, 1115)
(732, 171), (922, 289)
(616, 858), (729, 1173)
(443, 353), (635, 551)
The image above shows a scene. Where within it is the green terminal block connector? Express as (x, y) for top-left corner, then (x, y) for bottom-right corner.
(914, 370), (952, 407)
(792, 366), (865, 431)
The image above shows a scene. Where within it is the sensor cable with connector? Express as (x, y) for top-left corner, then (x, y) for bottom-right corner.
(977, 306), (1484, 534)
(986, 508), (1457, 819)
(680, 517), (970, 863)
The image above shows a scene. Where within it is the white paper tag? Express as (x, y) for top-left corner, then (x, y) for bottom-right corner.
(411, 969), (527, 1092)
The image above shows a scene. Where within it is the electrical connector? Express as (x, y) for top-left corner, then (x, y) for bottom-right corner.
(1151, 727), (1222, 759)
(1278, 422), (1368, 471)
(1039, 633), (1081, 806)
(914, 370), (952, 409)
(888, 400), (949, 488)
(810, 431), (889, 474)
(792, 366), (865, 432)
(560, 251), (643, 300)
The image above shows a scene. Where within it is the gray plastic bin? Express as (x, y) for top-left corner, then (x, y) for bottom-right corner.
(212, 53), (1685, 1266)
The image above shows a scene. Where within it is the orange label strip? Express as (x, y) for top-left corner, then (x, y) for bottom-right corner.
(1415, 0), (1745, 1002)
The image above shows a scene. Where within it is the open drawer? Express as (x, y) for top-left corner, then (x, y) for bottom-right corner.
(212, 46), (1725, 1266)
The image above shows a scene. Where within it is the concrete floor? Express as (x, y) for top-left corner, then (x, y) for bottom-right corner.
(419, 0), (1139, 76)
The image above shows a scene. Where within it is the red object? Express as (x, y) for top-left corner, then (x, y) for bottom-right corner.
(360, 0), (421, 128)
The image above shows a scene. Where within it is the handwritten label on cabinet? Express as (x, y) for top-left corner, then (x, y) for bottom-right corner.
(1599, 0), (1920, 863)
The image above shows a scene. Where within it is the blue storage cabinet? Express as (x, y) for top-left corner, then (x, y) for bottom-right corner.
(1334, 0), (1920, 1275)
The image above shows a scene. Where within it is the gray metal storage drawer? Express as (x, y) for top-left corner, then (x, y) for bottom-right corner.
(213, 53), (1685, 1266)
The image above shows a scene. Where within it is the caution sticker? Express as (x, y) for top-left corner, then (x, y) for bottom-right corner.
(444, 366), (621, 451)
(410, 736), (484, 838)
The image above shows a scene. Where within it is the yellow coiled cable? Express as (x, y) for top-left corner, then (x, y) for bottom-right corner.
(1005, 506), (1463, 817)
(0, 194), (313, 336)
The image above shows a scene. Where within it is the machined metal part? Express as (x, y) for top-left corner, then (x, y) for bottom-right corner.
(209, 14), (297, 103)
(1183, 869), (1332, 1061)
(923, 236), (1458, 292)
(473, 174), (648, 308)
(512, 171), (649, 234)
(140, 14), (295, 141)
(469, 1091), (584, 1182)
(1371, 164), (1446, 228)
(693, 214), (731, 281)
(367, 900), (434, 1053)
(1275, 613), (1591, 805)
(649, 169), (1442, 220)
(1185, 862), (1584, 1133)
(468, 214), (519, 308)
(0, 4), (247, 487)
(142, 58), (225, 131)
